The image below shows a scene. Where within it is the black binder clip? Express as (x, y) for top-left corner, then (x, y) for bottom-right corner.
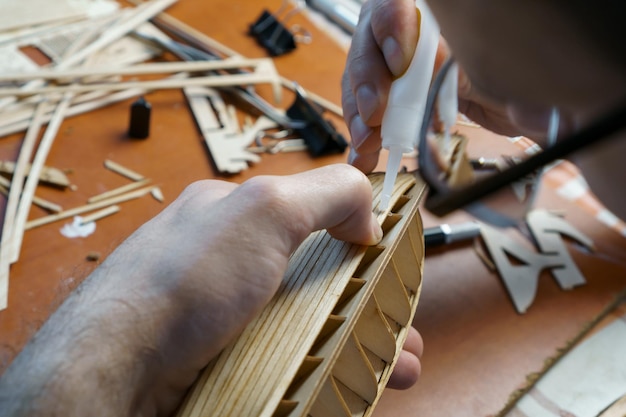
(286, 85), (348, 157)
(249, 0), (305, 56)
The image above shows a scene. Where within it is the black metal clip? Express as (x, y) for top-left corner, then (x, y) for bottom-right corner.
(286, 85), (348, 157)
(249, 0), (304, 56)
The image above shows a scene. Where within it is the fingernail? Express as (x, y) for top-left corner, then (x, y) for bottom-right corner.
(382, 37), (403, 76)
(349, 114), (372, 149)
(370, 213), (383, 244)
(356, 84), (378, 121)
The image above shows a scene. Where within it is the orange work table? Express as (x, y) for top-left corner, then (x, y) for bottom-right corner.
(1, 1), (626, 416)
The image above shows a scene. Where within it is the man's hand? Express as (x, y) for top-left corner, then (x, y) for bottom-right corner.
(0, 164), (422, 417)
(342, 0), (561, 175)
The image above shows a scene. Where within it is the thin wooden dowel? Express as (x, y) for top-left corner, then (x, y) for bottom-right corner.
(150, 11), (344, 117)
(25, 186), (154, 230)
(0, 100), (50, 310)
(0, 70), (279, 98)
(31, 196), (63, 213)
(0, 74), (190, 137)
(104, 159), (145, 181)
(0, 87), (116, 130)
(0, 58), (274, 82)
(10, 94), (73, 263)
(0, 86), (148, 137)
(57, 0), (178, 70)
(0, 101), (47, 248)
(78, 205), (120, 225)
(61, 11), (122, 61)
(88, 178), (151, 203)
(0, 179), (62, 213)
(0, 161), (71, 188)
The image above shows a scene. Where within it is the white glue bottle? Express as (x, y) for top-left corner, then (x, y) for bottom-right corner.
(379, 0), (440, 211)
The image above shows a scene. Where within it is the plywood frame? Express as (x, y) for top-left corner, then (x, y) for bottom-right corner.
(176, 172), (426, 417)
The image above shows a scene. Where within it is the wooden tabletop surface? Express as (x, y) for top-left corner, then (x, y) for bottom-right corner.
(1, 1), (625, 416)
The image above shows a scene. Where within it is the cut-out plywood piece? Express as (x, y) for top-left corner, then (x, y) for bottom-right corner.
(176, 172), (426, 417)
(480, 210), (593, 314)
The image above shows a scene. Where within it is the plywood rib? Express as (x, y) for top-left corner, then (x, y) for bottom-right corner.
(176, 173), (426, 417)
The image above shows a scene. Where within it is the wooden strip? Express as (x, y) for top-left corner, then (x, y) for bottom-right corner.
(88, 178), (151, 203)
(103, 159), (145, 181)
(60, 12), (123, 61)
(57, 0), (178, 70)
(0, 160), (71, 188)
(78, 205), (120, 225)
(0, 58), (275, 82)
(0, 98), (63, 311)
(0, 75), (187, 137)
(0, 183), (62, 213)
(25, 186), (154, 230)
(0, 101), (47, 247)
(149, 11), (343, 117)
(0, 101), (48, 310)
(10, 94), (72, 264)
(0, 71), (280, 98)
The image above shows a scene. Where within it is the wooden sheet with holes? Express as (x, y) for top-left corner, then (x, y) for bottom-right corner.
(175, 173), (426, 417)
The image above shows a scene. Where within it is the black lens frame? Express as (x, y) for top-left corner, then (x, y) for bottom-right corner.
(418, 57), (626, 218)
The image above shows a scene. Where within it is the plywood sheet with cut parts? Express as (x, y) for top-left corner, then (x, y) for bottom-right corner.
(175, 172), (426, 417)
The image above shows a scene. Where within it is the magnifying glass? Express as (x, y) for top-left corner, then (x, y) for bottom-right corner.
(418, 57), (626, 227)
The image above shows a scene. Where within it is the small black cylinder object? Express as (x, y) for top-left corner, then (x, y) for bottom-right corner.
(128, 96), (151, 139)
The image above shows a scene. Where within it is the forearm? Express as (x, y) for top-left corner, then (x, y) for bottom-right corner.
(0, 212), (267, 417)
(0, 263), (164, 417)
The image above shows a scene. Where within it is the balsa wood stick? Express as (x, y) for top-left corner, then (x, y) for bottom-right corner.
(0, 179), (62, 213)
(0, 74), (190, 137)
(0, 161), (71, 188)
(60, 11), (123, 61)
(0, 58), (276, 82)
(25, 186), (154, 230)
(0, 86), (119, 130)
(103, 159), (145, 181)
(57, 0), (177, 70)
(0, 86), (150, 137)
(0, 101), (48, 310)
(0, 101), (47, 248)
(88, 178), (152, 203)
(9, 94), (73, 264)
(150, 11), (344, 117)
(78, 205), (120, 225)
(0, 69), (280, 98)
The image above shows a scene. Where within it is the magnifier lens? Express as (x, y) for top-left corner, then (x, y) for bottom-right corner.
(420, 127), (543, 227)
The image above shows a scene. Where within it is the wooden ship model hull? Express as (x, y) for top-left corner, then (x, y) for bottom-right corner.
(176, 172), (426, 417)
